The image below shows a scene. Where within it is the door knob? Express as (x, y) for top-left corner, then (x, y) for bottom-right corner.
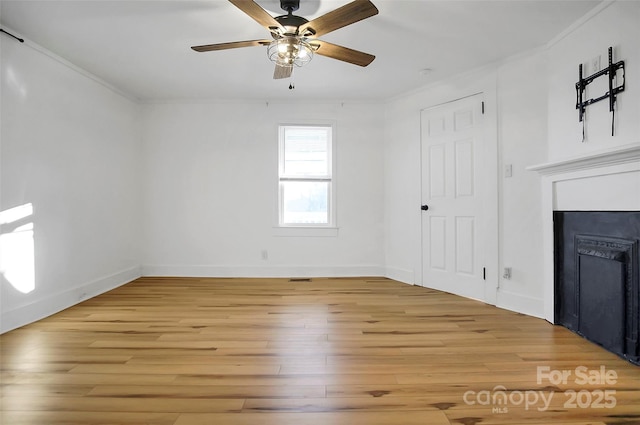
(421, 205), (429, 211)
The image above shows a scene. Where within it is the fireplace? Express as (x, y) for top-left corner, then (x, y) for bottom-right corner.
(528, 143), (640, 364)
(554, 211), (640, 364)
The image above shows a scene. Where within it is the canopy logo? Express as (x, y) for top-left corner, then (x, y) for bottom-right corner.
(463, 366), (618, 413)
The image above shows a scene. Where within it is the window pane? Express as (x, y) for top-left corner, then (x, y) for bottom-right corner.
(283, 127), (329, 176)
(281, 181), (329, 224)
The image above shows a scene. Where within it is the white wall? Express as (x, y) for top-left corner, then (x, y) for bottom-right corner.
(382, 96), (421, 284)
(547, 1), (640, 159)
(1, 38), (142, 332)
(495, 51), (548, 315)
(141, 101), (385, 277)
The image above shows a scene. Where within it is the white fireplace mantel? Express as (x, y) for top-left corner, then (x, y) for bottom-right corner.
(528, 143), (640, 322)
(528, 144), (640, 176)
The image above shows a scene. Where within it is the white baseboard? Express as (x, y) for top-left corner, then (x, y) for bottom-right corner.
(1, 266), (142, 334)
(384, 267), (415, 285)
(1, 265), (546, 334)
(141, 264), (386, 278)
(496, 289), (545, 319)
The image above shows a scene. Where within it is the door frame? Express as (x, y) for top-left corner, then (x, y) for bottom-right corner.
(418, 91), (499, 305)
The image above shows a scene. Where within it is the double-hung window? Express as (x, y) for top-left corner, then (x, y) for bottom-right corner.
(278, 124), (334, 227)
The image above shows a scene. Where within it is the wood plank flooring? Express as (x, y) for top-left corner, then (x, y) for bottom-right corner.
(1, 277), (639, 425)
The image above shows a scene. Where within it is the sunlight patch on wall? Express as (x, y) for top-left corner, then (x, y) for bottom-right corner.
(5, 66), (28, 100)
(0, 203), (35, 294)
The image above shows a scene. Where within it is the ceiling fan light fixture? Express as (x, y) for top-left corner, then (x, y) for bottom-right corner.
(267, 37), (313, 67)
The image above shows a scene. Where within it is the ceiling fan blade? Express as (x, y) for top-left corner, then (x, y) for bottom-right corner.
(299, 0), (378, 37)
(273, 64), (293, 79)
(311, 40), (375, 67)
(191, 39), (271, 52)
(229, 0), (284, 32)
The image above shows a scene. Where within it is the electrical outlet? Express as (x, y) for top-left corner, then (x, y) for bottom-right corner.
(503, 267), (512, 280)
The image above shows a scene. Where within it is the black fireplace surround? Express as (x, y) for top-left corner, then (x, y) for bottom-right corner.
(554, 211), (640, 365)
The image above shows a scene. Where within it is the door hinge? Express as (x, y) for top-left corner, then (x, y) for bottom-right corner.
(483, 267), (486, 280)
(481, 101), (485, 114)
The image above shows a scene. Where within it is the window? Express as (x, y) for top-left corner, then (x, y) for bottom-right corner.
(278, 124), (334, 227)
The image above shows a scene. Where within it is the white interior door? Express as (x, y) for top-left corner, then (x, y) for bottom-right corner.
(420, 94), (495, 302)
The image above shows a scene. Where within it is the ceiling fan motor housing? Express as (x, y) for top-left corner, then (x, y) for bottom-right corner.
(280, 0), (300, 12)
(274, 14), (310, 37)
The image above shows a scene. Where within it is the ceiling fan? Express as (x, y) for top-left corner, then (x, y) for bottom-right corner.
(191, 0), (379, 79)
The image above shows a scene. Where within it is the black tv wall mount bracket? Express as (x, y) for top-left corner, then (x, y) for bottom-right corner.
(575, 46), (625, 137)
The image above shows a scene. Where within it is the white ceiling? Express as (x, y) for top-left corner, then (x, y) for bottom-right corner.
(1, 0), (600, 102)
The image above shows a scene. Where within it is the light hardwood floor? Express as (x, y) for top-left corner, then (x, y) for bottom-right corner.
(1, 277), (639, 425)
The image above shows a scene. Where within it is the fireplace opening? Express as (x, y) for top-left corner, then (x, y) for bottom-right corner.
(554, 211), (640, 365)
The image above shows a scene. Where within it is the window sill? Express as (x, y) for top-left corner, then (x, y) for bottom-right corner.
(272, 226), (339, 237)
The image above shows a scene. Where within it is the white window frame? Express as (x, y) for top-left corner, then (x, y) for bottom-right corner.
(276, 123), (337, 233)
